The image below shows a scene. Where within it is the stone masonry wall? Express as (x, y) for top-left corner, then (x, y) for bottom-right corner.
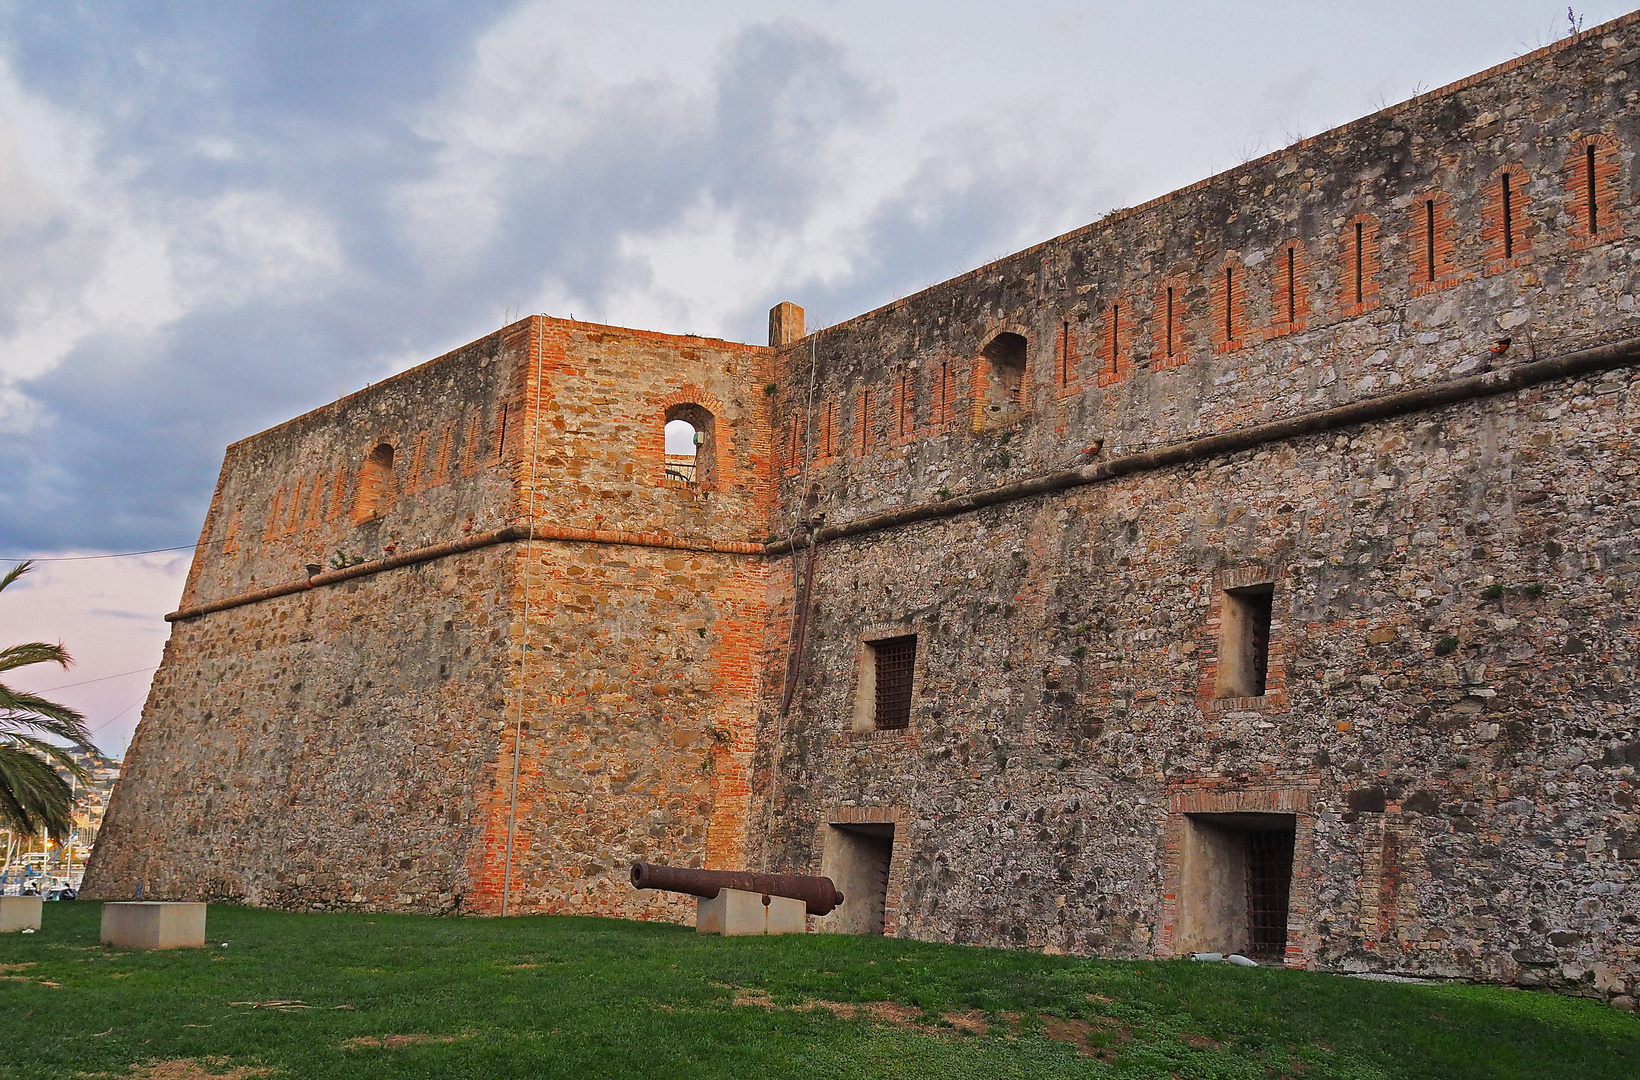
(89, 316), (780, 922)
(465, 319), (776, 920)
(87, 327), (528, 910)
(86, 10), (1640, 1008)
(750, 17), (1640, 1004)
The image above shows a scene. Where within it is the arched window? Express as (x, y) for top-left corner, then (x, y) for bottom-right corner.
(977, 331), (1027, 428)
(664, 403), (716, 485)
(351, 442), (398, 523)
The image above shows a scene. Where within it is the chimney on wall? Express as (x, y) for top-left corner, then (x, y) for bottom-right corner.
(768, 302), (805, 347)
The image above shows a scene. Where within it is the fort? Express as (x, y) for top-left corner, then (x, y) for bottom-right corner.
(87, 16), (1640, 1006)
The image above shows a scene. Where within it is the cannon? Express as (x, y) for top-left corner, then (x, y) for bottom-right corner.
(630, 862), (844, 917)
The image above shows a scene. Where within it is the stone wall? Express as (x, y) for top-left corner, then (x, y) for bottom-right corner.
(87, 317), (778, 919)
(85, 11), (1640, 1008)
(88, 326), (528, 910)
(750, 17), (1640, 1005)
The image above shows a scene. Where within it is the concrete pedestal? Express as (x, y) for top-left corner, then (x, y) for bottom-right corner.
(0, 896), (42, 932)
(100, 901), (207, 949)
(696, 889), (807, 936)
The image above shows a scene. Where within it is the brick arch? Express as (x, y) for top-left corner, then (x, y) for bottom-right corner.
(659, 385), (727, 417)
(976, 322), (1032, 357)
(657, 385), (732, 488)
(972, 323), (1032, 430)
(350, 435), (400, 524)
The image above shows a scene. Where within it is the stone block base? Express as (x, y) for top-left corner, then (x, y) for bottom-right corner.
(696, 889), (806, 936)
(100, 901), (207, 949)
(0, 896), (42, 932)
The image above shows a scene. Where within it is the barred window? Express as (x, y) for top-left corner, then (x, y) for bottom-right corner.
(855, 634), (917, 732)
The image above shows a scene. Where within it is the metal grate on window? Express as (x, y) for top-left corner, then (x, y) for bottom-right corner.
(1245, 828), (1295, 959)
(871, 635), (917, 730)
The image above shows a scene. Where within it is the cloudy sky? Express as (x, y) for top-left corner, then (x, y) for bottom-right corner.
(0, 0), (1627, 755)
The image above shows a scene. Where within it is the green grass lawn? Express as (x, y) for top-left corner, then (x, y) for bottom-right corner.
(1, 902), (1635, 1079)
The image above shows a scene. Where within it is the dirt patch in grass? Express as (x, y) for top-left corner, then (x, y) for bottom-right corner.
(342, 1034), (461, 1050)
(0, 962), (35, 973)
(731, 988), (986, 1037)
(942, 1009), (989, 1035)
(98, 1058), (271, 1079)
(1041, 1015), (1133, 1061)
(1181, 1032), (1222, 1049)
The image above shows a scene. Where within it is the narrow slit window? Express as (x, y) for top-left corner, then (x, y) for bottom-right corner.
(1587, 144), (1599, 235)
(1425, 200), (1436, 281)
(1501, 173), (1514, 259)
(1224, 267), (1234, 342)
(1287, 247), (1297, 323)
(1061, 320), (1071, 385)
(495, 403), (508, 462)
(897, 374), (912, 437)
(1109, 304), (1120, 373)
(1165, 287), (1175, 357)
(859, 389), (871, 456)
(1353, 223), (1364, 305)
(1215, 583), (1273, 699)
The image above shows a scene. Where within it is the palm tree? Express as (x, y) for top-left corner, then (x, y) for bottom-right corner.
(0, 561), (96, 840)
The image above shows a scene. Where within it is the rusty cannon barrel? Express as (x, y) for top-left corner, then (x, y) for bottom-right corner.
(630, 862), (844, 916)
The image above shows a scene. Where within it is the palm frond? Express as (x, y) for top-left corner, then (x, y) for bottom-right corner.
(0, 732), (89, 781)
(0, 744), (76, 838)
(0, 687), (90, 737)
(0, 641), (72, 674)
(0, 561), (30, 594)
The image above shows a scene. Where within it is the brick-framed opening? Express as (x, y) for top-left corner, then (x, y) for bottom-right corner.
(663, 402), (715, 486)
(660, 386), (729, 488)
(973, 328), (1029, 429)
(932, 358), (963, 430)
(1566, 133), (1621, 250)
(854, 387), (875, 457)
(889, 370), (918, 445)
(1094, 298), (1134, 387)
(1407, 190), (1459, 296)
(1151, 275), (1191, 370)
(1338, 214), (1382, 318)
(350, 441), (398, 524)
(813, 805), (912, 937)
(1212, 255), (1250, 354)
(853, 630), (921, 735)
(1158, 782), (1317, 968)
(1199, 565), (1288, 716)
(816, 399), (839, 463)
(1266, 239), (1311, 338)
(1481, 163), (1534, 275)
(1053, 315), (1084, 398)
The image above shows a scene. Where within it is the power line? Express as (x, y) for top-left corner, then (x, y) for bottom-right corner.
(27, 666), (159, 694)
(89, 692), (149, 737)
(0, 544), (200, 562)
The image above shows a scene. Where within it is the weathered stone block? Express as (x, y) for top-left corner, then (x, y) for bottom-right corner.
(100, 902), (207, 949)
(0, 896), (42, 932)
(696, 889), (806, 936)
